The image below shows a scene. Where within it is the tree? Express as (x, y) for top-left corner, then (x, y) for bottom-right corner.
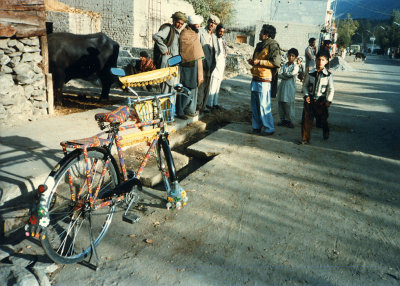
(185, 0), (235, 25)
(352, 19), (371, 50)
(336, 14), (359, 49)
(388, 10), (400, 49)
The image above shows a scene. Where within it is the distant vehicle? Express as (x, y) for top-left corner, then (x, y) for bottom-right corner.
(349, 45), (361, 55)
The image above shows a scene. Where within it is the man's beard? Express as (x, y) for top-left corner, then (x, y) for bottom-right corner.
(189, 24), (199, 33)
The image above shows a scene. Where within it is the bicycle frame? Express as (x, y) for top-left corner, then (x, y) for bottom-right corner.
(60, 95), (177, 211)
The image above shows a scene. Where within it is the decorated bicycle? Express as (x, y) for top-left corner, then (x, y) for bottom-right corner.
(25, 56), (191, 266)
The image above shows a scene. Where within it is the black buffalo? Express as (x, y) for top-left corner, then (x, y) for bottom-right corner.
(48, 32), (119, 104)
(354, 52), (366, 62)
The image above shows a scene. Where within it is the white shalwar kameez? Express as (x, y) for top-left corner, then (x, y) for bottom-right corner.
(207, 37), (226, 107)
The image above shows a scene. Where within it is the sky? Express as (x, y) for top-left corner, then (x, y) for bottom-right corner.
(335, 0), (400, 19)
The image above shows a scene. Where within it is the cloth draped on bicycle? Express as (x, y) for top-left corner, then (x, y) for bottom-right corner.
(119, 66), (178, 88)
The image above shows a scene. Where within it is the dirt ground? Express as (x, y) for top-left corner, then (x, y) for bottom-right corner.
(11, 55), (400, 285)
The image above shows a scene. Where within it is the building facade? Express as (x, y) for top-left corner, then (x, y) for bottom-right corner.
(55, 0), (194, 48)
(234, 0), (336, 55)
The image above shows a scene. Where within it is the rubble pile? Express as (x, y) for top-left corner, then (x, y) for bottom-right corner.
(225, 42), (253, 78)
(329, 56), (355, 72)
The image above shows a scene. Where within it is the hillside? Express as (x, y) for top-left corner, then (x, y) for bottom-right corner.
(336, 0), (400, 20)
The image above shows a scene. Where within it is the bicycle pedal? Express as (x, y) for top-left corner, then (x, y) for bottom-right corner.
(122, 213), (140, 224)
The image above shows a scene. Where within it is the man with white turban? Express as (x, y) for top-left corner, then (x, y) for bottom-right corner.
(197, 14), (220, 113)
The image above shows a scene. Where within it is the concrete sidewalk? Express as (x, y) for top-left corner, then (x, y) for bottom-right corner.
(0, 102), (200, 236)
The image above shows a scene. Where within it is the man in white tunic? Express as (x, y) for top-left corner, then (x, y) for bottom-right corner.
(206, 24), (227, 111)
(197, 14), (220, 112)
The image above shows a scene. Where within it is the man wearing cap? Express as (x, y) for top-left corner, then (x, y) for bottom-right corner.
(176, 15), (205, 120)
(153, 11), (187, 94)
(198, 14), (220, 113)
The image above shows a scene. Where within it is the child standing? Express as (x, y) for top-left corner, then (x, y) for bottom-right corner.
(277, 48), (299, 128)
(301, 50), (335, 144)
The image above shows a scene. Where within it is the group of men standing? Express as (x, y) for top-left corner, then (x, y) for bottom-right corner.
(152, 11), (227, 120)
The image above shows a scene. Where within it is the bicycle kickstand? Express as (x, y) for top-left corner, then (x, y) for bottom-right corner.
(79, 214), (99, 271)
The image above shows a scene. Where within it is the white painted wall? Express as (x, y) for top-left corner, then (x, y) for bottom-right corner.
(57, 0), (194, 48)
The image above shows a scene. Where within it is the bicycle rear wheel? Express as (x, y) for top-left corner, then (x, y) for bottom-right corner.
(41, 147), (119, 264)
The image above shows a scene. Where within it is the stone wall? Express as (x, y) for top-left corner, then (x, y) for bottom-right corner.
(0, 37), (47, 125)
(46, 11), (102, 34)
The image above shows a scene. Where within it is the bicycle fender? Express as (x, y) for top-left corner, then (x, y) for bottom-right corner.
(48, 147), (121, 181)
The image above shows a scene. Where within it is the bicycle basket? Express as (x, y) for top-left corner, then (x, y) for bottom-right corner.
(130, 96), (175, 123)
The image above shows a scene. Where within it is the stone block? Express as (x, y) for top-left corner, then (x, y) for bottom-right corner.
(24, 85), (35, 99)
(0, 54), (10, 66)
(8, 51), (22, 58)
(9, 55), (21, 67)
(16, 71), (36, 84)
(7, 39), (18, 47)
(21, 53), (34, 62)
(33, 100), (49, 109)
(19, 37), (39, 46)
(23, 46), (40, 53)
(33, 78), (45, 88)
(14, 62), (31, 75)
(0, 73), (15, 89)
(0, 39), (9, 49)
(4, 46), (16, 54)
(8, 255), (33, 268)
(32, 53), (43, 63)
(31, 89), (46, 100)
(14, 267), (40, 286)
(32, 261), (59, 274)
(31, 269), (51, 286)
(0, 65), (12, 73)
(32, 64), (42, 74)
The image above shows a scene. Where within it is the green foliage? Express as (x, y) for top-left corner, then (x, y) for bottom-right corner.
(351, 19), (371, 49)
(336, 14), (359, 49)
(388, 10), (400, 48)
(184, 0), (235, 25)
(351, 10), (400, 51)
(370, 10), (400, 50)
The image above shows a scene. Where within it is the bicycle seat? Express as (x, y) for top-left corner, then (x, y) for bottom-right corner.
(95, 106), (132, 124)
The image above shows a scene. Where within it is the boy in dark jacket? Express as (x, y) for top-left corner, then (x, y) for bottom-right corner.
(301, 50), (335, 144)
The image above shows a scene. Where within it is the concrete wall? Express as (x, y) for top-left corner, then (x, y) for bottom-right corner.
(255, 20), (321, 57)
(57, 0), (194, 48)
(46, 11), (102, 34)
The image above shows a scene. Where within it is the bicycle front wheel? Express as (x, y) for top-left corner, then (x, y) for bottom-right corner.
(41, 147), (120, 264)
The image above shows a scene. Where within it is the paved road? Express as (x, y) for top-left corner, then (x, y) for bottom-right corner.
(5, 55), (400, 285)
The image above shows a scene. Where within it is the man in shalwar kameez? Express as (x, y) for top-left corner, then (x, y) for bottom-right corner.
(176, 15), (204, 120)
(206, 24), (227, 111)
